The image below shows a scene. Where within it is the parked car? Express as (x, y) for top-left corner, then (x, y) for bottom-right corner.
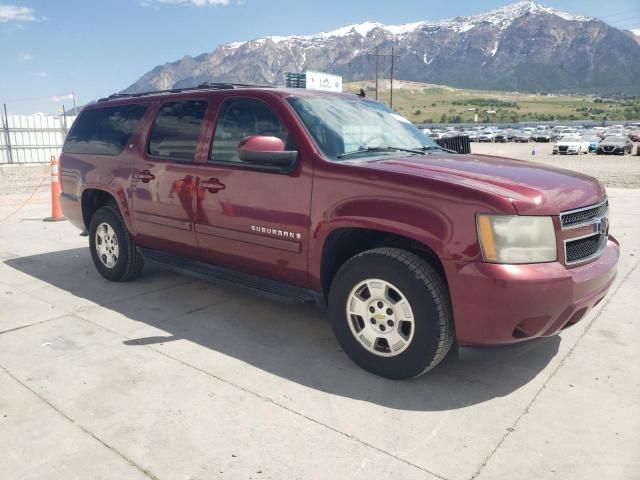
(628, 130), (640, 142)
(477, 130), (497, 142)
(596, 135), (634, 155)
(59, 84), (619, 380)
(583, 136), (602, 153)
(513, 131), (533, 143)
(552, 136), (590, 155)
(494, 130), (516, 143)
(531, 131), (557, 142)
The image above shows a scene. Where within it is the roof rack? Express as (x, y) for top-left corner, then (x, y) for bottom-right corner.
(97, 82), (270, 102)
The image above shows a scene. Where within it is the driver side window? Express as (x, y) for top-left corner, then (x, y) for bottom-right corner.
(210, 98), (291, 163)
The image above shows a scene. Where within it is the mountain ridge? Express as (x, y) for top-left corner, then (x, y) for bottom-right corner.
(124, 1), (640, 95)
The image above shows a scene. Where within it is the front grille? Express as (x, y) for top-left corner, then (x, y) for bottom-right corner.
(565, 233), (607, 264)
(559, 146), (568, 152)
(560, 200), (608, 228)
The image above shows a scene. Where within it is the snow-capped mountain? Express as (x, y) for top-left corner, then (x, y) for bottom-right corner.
(124, 1), (640, 94)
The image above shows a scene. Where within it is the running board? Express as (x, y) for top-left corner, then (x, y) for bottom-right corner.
(139, 248), (325, 307)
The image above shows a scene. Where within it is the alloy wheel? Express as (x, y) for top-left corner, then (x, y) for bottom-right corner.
(345, 279), (415, 357)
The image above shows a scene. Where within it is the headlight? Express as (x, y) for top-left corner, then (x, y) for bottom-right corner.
(477, 214), (557, 264)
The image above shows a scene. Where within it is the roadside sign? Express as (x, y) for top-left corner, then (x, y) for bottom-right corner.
(305, 70), (342, 92)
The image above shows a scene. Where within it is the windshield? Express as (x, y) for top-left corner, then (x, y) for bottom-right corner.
(286, 95), (440, 161)
(562, 137), (580, 142)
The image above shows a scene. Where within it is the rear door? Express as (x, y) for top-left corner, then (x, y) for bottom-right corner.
(194, 96), (313, 286)
(131, 98), (208, 256)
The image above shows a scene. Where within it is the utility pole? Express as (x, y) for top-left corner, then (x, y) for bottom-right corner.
(375, 47), (379, 100)
(368, 47), (400, 108)
(72, 91), (77, 116)
(390, 46), (395, 109)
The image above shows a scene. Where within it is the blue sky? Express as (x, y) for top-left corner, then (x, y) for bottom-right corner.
(1, 0), (639, 114)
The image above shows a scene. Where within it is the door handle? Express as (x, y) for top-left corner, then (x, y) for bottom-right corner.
(200, 178), (225, 192)
(133, 170), (155, 183)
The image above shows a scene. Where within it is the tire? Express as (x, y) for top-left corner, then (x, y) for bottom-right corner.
(89, 205), (144, 282)
(328, 248), (454, 380)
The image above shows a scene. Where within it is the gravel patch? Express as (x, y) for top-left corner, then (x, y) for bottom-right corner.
(0, 164), (50, 196)
(471, 142), (640, 189)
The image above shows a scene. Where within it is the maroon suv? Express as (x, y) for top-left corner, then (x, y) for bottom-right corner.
(60, 84), (619, 379)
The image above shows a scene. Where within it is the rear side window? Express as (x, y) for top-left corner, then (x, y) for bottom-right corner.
(64, 104), (147, 155)
(147, 100), (207, 161)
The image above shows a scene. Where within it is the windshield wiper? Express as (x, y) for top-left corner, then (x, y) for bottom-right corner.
(337, 146), (425, 159)
(421, 145), (457, 154)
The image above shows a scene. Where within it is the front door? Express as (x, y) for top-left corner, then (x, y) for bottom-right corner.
(132, 99), (208, 256)
(194, 97), (312, 286)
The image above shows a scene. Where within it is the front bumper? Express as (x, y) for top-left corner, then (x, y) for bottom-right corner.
(555, 147), (579, 154)
(445, 236), (619, 346)
(597, 147), (624, 154)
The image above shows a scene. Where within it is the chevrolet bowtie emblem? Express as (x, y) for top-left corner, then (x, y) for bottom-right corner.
(594, 217), (609, 235)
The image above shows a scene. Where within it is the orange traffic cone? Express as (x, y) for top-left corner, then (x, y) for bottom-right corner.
(44, 155), (65, 222)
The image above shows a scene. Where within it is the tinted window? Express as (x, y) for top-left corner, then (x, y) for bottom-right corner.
(64, 104), (147, 155)
(148, 101), (207, 161)
(210, 98), (290, 163)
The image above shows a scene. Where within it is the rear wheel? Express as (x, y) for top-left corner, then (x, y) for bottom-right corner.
(89, 206), (144, 282)
(328, 248), (454, 380)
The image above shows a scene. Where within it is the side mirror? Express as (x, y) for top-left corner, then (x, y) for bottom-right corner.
(238, 136), (298, 167)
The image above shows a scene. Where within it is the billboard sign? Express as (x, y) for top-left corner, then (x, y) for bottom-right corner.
(305, 70), (342, 92)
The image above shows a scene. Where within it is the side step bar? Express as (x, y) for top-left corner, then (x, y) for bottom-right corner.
(139, 248), (325, 307)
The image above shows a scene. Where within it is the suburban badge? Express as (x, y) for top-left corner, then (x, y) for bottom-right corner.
(251, 225), (302, 240)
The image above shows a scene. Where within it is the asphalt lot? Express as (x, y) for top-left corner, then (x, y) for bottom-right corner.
(1, 186), (639, 479)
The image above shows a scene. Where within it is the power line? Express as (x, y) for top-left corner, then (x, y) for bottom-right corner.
(368, 47), (400, 108)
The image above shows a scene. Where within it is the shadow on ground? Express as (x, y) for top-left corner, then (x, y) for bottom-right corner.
(5, 247), (561, 411)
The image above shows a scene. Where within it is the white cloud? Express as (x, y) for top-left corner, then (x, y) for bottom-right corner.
(51, 93), (74, 103)
(0, 4), (36, 22)
(144, 0), (231, 6)
(19, 53), (32, 61)
(36, 71), (48, 77)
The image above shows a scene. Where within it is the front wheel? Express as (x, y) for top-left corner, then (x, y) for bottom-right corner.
(328, 248), (455, 380)
(89, 206), (144, 282)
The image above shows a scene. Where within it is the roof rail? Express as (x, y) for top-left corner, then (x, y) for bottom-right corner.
(196, 82), (269, 89)
(97, 82), (271, 102)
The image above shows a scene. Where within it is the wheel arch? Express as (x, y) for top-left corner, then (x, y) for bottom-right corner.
(81, 186), (133, 233)
(318, 225), (449, 298)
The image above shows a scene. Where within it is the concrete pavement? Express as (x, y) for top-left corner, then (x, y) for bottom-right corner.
(0, 189), (638, 480)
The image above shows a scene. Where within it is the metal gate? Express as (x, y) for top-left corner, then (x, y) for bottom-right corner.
(1, 106), (77, 164)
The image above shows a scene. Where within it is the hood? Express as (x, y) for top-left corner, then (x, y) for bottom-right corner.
(556, 140), (581, 146)
(360, 153), (605, 215)
(600, 139), (628, 146)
